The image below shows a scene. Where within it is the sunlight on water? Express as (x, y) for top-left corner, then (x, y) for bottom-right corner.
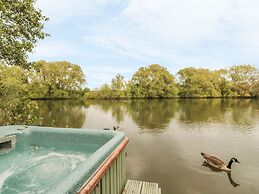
(0, 146), (87, 194)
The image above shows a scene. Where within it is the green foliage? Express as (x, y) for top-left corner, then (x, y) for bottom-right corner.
(0, 0), (48, 67)
(0, 64), (28, 97)
(177, 67), (223, 97)
(0, 97), (41, 125)
(130, 64), (178, 98)
(0, 61), (86, 99)
(85, 84), (111, 99)
(110, 74), (132, 98)
(85, 74), (130, 99)
(228, 65), (258, 97)
(29, 61), (86, 98)
(177, 65), (259, 98)
(111, 74), (127, 98)
(251, 80), (259, 97)
(97, 84), (112, 99)
(85, 64), (259, 99)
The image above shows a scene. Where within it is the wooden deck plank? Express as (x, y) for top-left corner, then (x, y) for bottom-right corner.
(142, 181), (158, 194)
(122, 180), (142, 194)
(122, 180), (161, 194)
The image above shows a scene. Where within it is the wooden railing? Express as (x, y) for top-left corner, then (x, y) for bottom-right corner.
(79, 137), (129, 194)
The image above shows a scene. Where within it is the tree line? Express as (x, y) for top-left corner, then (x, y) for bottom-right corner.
(0, 61), (85, 99)
(1, 61), (258, 99)
(1, 1), (258, 99)
(85, 64), (259, 99)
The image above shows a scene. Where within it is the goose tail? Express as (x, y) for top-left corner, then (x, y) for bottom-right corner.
(201, 152), (205, 156)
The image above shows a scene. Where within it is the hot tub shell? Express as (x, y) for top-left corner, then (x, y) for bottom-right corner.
(0, 125), (128, 194)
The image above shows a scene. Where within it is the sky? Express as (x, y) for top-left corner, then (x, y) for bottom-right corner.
(30, 0), (259, 89)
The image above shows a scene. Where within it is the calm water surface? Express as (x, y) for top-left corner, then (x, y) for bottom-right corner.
(9, 99), (259, 193)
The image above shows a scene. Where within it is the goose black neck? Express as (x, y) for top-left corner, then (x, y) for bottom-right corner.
(227, 159), (234, 169)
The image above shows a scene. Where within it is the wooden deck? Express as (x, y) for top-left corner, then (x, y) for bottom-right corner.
(122, 180), (161, 194)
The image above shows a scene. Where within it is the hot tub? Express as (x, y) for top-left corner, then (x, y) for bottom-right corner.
(0, 125), (128, 194)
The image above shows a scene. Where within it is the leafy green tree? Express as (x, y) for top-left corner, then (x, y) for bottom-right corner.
(251, 80), (259, 97)
(110, 74), (131, 98)
(177, 67), (223, 97)
(97, 84), (112, 99)
(29, 61), (85, 98)
(0, 64), (28, 97)
(228, 65), (258, 97)
(130, 64), (178, 98)
(0, 0), (48, 67)
(84, 84), (112, 99)
(85, 74), (131, 99)
(111, 74), (125, 98)
(218, 69), (234, 97)
(0, 97), (41, 125)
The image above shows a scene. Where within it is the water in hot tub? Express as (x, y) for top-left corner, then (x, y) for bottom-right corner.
(0, 144), (87, 194)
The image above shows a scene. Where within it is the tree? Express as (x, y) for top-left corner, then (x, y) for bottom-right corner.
(228, 65), (258, 97)
(0, 64), (28, 97)
(130, 64), (178, 98)
(217, 69), (234, 97)
(97, 84), (112, 99)
(251, 79), (259, 97)
(0, 97), (41, 125)
(111, 74), (128, 98)
(0, 0), (48, 67)
(177, 67), (223, 97)
(29, 61), (85, 98)
(85, 74), (131, 99)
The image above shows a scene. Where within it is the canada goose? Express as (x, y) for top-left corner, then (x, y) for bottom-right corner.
(201, 152), (240, 171)
(103, 126), (120, 131)
(113, 126), (120, 131)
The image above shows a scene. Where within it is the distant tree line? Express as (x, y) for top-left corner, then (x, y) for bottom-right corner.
(85, 64), (259, 99)
(0, 61), (85, 99)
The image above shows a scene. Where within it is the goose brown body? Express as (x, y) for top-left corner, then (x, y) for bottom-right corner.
(201, 152), (240, 171)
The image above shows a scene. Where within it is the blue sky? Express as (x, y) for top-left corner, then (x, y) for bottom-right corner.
(30, 0), (259, 89)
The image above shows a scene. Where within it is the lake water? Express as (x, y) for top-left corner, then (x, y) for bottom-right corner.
(3, 99), (259, 193)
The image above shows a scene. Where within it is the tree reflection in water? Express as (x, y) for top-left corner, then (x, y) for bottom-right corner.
(36, 100), (86, 128)
(84, 99), (179, 133)
(127, 99), (178, 132)
(1, 98), (258, 133)
(178, 99), (259, 131)
(84, 99), (128, 123)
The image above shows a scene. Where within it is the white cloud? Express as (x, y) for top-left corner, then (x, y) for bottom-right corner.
(30, 41), (80, 59)
(36, 0), (259, 64)
(32, 0), (259, 87)
(122, 0), (234, 44)
(83, 26), (161, 60)
(36, 0), (122, 24)
(83, 0), (259, 66)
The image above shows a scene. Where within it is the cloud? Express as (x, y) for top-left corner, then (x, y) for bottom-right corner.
(30, 41), (80, 59)
(83, 26), (161, 60)
(123, 0), (233, 44)
(78, 0), (259, 67)
(32, 0), (259, 87)
(36, 0), (124, 24)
